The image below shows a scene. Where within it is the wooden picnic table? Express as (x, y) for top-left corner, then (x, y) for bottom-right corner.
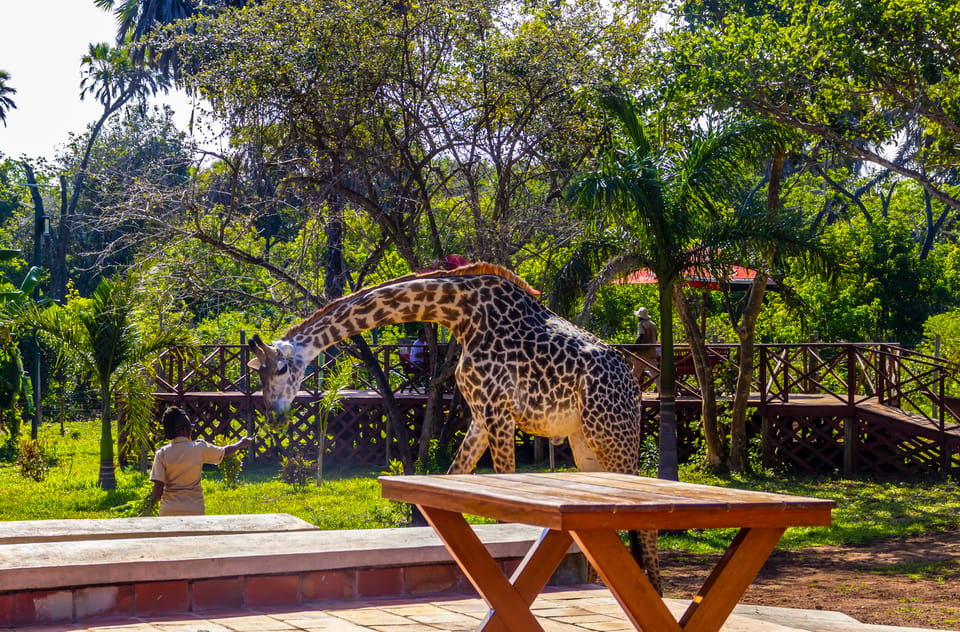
(379, 471), (835, 632)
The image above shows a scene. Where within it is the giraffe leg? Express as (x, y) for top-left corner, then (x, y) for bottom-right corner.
(448, 419), (489, 474)
(578, 408), (662, 597)
(486, 410), (517, 473)
(570, 429), (661, 594)
(568, 429), (603, 472)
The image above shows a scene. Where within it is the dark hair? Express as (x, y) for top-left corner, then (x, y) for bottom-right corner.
(162, 407), (192, 440)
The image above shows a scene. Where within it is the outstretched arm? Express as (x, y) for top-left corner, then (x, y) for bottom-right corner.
(223, 436), (254, 458)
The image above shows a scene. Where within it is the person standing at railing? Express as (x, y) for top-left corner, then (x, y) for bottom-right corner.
(634, 306), (658, 345)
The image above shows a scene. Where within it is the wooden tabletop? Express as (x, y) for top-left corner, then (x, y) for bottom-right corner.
(379, 471), (835, 532)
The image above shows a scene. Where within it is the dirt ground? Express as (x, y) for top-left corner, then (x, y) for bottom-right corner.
(661, 530), (960, 630)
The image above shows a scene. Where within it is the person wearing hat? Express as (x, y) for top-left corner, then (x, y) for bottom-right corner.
(634, 307), (658, 345)
(149, 406), (254, 516)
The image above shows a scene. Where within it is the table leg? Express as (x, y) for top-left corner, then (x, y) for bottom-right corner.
(570, 528), (682, 632)
(679, 526), (786, 632)
(482, 528), (575, 631)
(417, 505), (548, 632)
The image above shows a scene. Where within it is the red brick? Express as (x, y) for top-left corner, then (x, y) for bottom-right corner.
(134, 581), (189, 615)
(453, 567), (477, 594)
(192, 577), (244, 611)
(0, 593), (13, 627)
(302, 570), (353, 601)
(75, 585), (133, 620)
(246, 575), (300, 607)
(404, 564), (457, 595)
(14, 590), (72, 625)
(501, 558), (522, 580)
(356, 567), (403, 598)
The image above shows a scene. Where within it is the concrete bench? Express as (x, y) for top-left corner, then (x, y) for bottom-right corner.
(0, 515), (586, 626)
(0, 513), (317, 544)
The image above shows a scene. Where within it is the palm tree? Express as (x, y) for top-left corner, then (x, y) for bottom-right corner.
(28, 274), (193, 489)
(95, 0), (247, 77)
(49, 42), (170, 301)
(567, 90), (792, 479)
(0, 70), (17, 127)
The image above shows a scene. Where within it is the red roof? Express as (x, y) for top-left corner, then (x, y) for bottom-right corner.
(615, 266), (775, 291)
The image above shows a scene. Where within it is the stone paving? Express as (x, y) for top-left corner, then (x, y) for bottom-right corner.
(0, 585), (911, 632)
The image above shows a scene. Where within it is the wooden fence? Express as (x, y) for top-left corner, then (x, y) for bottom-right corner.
(151, 339), (960, 475)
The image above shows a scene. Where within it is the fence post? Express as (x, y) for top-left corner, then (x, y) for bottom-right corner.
(759, 346), (773, 467)
(240, 330), (254, 464)
(940, 368), (948, 474)
(847, 345), (860, 475)
(843, 414), (856, 476)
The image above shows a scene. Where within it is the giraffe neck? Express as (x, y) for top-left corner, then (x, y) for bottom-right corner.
(282, 276), (483, 360)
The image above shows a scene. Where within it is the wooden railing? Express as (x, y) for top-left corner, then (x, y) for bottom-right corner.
(153, 340), (960, 427)
(617, 342), (960, 428)
(154, 341), (428, 397)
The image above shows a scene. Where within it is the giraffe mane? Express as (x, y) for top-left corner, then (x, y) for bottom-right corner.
(282, 262), (538, 340)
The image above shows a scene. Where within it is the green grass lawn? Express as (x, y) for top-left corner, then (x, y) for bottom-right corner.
(2, 419), (958, 554)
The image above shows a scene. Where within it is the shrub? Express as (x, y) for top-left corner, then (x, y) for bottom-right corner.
(416, 438), (453, 474)
(214, 436), (244, 488)
(278, 452), (315, 491)
(17, 438), (49, 482)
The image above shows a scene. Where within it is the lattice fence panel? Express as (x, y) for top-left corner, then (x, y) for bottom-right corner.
(765, 414), (844, 472)
(857, 422), (947, 475)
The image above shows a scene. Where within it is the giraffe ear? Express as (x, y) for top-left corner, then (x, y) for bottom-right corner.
(247, 357), (262, 370)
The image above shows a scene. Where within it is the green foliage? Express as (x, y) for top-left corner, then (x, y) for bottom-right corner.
(111, 488), (158, 517)
(214, 436), (244, 488)
(663, 0), (960, 250)
(278, 451), (316, 492)
(16, 438), (50, 482)
(638, 436), (660, 477)
(27, 273), (194, 488)
(416, 439), (454, 475)
(758, 215), (955, 345)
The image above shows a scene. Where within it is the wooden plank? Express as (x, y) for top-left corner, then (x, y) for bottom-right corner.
(380, 476), (566, 529)
(570, 528), (682, 632)
(541, 472), (832, 508)
(381, 473), (834, 531)
(459, 473), (696, 507)
(680, 527), (786, 632)
(417, 505), (545, 632)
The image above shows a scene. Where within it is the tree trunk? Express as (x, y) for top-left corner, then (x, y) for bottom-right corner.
(52, 85), (135, 301)
(350, 335), (415, 474)
(417, 327), (449, 466)
(673, 283), (724, 471)
(657, 278), (679, 481)
(728, 275), (766, 472)
(728, 147), (783, 472)
(316, 414), (326, 487)
(98, 380), (117, 490)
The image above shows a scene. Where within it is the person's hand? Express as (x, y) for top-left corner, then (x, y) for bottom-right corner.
(239, 436), (254, 449)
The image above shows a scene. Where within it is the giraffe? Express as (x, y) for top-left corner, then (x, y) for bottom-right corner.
(246, 263), (661, 593)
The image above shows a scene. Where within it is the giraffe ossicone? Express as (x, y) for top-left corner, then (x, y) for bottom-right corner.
(246, 262), (661, 594)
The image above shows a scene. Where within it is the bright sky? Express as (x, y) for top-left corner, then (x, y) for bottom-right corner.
(0, 0), (193, 163)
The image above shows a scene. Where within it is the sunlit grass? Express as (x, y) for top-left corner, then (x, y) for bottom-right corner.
(2, 420), (959, 554)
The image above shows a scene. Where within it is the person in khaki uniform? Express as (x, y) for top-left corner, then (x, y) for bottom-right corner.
(149, 407), (254, 516)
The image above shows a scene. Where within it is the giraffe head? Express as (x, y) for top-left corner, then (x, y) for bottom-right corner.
(247, 334), (306, 429)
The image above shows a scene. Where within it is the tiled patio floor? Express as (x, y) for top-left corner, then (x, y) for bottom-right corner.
(0, 585), (908, 632)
